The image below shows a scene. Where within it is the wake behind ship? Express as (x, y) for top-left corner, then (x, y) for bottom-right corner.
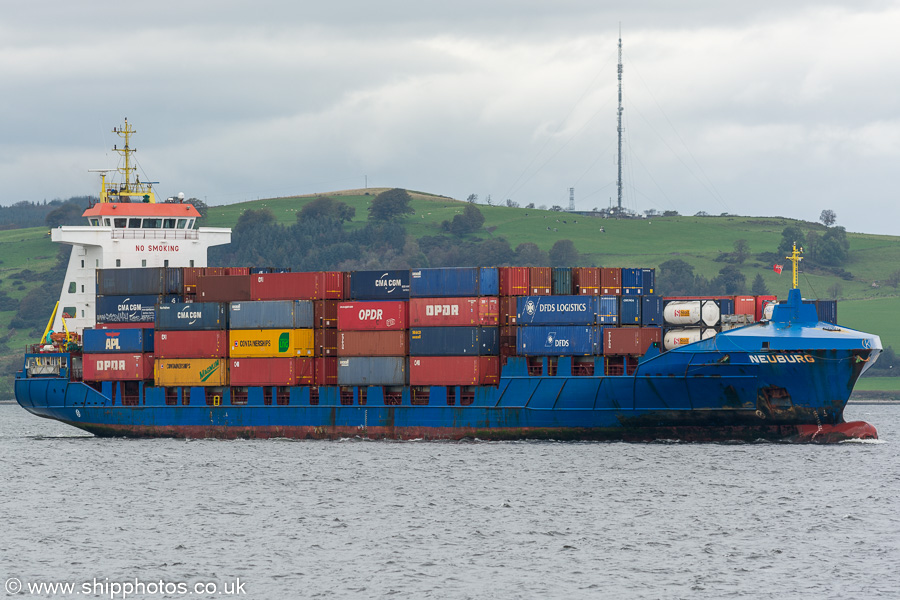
(14, 121), (882, 442)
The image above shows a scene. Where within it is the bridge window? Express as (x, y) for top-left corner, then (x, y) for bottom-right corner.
(163, 219), (176, 228)
(114, 218), (126, 228)
(128, 218), (141, 228)
(104, 218), (111, 226)
(177, 219), (187, 229)
(90, 218), (100, 226)
(116, 259), (121, 267)
(142, 218), (162, 229)
(188, 219), (195, 228)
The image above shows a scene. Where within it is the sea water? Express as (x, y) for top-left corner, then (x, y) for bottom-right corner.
(1, 403), (897, 599)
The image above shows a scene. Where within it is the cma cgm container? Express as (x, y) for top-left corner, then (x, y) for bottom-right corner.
(96, 322), (154, 330)
(409, 327), (500, 356)
(516, 295), (598, 325)
(229, 357), (314, 386)
(516, 325), (599, 356)
(96, 267), (182, 296)
(619, 296), (641, 325)
(337, 330), (408, 356)
(337, 301), (408, 331)
(348, 269), (410, 300)
(337, 356), (408, 386)
(229, 329), (314, 358)
(197, 274), (251, 302)
(409, 356), (499, 386)
(409, 297), (498, 327)
(155, 330), (228, 358)
(409, 267), (499, 297)
(95, 294), (180, 324)
(155, 357), (228, 386)
(499, 267), (530, 296)
(83, 353), (154, 381)
(551, 267), (573, 295)
(228, 300), (314, 329)
(156, 302), (227, 331)
(529, 267), (552, 295)
(641, 295), (664, 326)
(598, 296), (619, 325)
(82, 328), (154, 354)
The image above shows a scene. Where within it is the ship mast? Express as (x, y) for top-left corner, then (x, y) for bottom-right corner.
(616, 25), (624, 214)
(100, 118), (155, 204)
(787, 243), (803, 290)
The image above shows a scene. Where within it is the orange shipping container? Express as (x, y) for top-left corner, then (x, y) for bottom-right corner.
(499, 267), (530, 296)
(337, 330), (408, 356)
(572, 267), (601, 295)
(733, 295), (756, 316)
(528, 267), (552, 295)
(601, 268), (621, 295)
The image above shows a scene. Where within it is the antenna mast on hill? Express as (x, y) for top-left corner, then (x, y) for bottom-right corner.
(616, 25), (624, 213)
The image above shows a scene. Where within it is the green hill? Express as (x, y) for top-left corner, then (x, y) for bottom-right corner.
(2, 188), (899, 397)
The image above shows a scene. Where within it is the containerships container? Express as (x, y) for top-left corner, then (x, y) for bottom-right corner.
(155, 357), (228, 386)
(83, 353), (154, 381)
(347, 269), (410, 299)
(82, 328), (154, 354)
(95, 294), (180, 323)
(409, 297), (498, 327)
(96, 267), (182, 296)
(155, 330), (228, 358)
(515, 295), (598, 325)
(337, 356), (408, 386)
(619, 296), (641, 325)
(516, 325), (599, 356)
(156, 302), (227, 330)
(337, 330), (408, 356)
(409, 326), (500, 356)
(499, 267), (530, 296)
(409, 267), (499, 297)
(337, 301), (408, 331)
(409, 356), (499, 386)
(228, 329), (314, 357)
(598, 296), (619, 325)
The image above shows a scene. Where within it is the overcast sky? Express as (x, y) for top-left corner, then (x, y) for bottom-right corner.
(2, 1), (899, 234)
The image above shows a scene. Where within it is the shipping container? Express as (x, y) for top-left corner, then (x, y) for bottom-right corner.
(598, 296), (619, 325)
(663, 327), (717, 350)
(337, 356), (408, 386)
(663, 300), (721, 327)
(228, 329), (315, 357)
(337, 330), (408, 356)
(733, 295), (755, 316)
(82, 328), (154, 354)
(155, 357), (228, 386)
(95, 294), (180, 323)
(250, 272), (320, 300)
(96, 267), (182, 296)
(182, 267), (203, 294)
(639, 327), (662, 354)
(572, 267), (601, 295)
(315, 328), (337, 357)
(224, 267), (250, 276)
(229, 357), (299, 386)
(551, 267), (573, 295)
(640, 295), (664, 326)
(321, 271), (345, 299)
(516, 295), (598, 325)
(155, 330), (228, 358)
(719, 298), (734, 315)
(156, 302), (227, 330)
(815, 299), (837, 324)
(529, 267), (552, 295)
(499, 296), (518, 325)
(409, 326), (500, 356)
(603, 327), (640, 355)
(409, 267), (499, 297)
(409, 356), (499, 386)
(756, 295), (777, 322)
(620, 268), (643, 296)
(619, 296), (641, 325)
(641, 268), (655, 295)
(227, 300), (313, 330)
(315, 357), (338, 385)
(197, 274), (251, 302)
(314, 300), (339, 328)
(347, 269), (410, 299)
(409, 297), (499, 327)
(516, 325), (599, 356)
(337, 301), (408, 331)
(83, 353), (154, 381)
(601, 268), (621, 295)
(96, 322), (154, 330)
(499, 267), (530, 296)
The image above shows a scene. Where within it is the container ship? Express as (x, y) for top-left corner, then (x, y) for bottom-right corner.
(14, 121), (882, 442)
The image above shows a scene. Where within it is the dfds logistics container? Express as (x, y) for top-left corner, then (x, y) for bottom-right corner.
(337, 356), (408, 386)
(155, 357), (228, 387)
(409, 267), (499, 297)
(95, 294), (180, 324)
(154, 330), (228, 358)
(347, 270), (410, 300)
(96, 267), (183, 296)
(229, 357), (315, 386)
(156, 302), (227, 330)
(516, 296), (598, 325)
(83, 353), (154, 381)
(82, 328), (154, 353)
(409, 297), (499, 327)
(337, 330), (408, 356)
(228, 300), (314, 330)
(516, 325), (600, 356)
(337, 301), (408, 331)
(228, 329), (315, 358)
(409, 327), (500, 356)
(409, 356), (499, 386)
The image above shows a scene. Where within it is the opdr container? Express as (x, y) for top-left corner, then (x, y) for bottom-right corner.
(409, 267), (499, 297)
(528, 267), (552, 295)
(155, 330), (228, 358)
(228, 329), (314, 357)
(82, 328), (154, 353)
(409, 356), (499, 386)
(337, 301), (408, 331)
(155, 357), (228, 386)
(337, 330), (408, 356)
(83, 353), (154, 380)
(348, 269), (410, 299)
(618, 296), (641, 325)
(409, 326), (499, 356)
(516, 325), (599, 356)
(499, 267), (530, 296)
(95, 294), (180, 323)
(337, 356), (408, 386)
(156, 302), (227, 330)
(409, 297), (498, 326)
(516, 295), (597, 325)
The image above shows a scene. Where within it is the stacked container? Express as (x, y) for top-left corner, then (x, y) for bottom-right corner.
(82, 328), (155, 381)
(154, 302), (229, 386)
(336, 300), (409, 386)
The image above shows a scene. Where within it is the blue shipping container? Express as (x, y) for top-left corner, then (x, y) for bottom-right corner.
(156, 302), (227, 330)
(719, 298), (735, 315)
(409, 267), (499, 297)
(409, 327), (499, 356)
(816, 300), (837, 323)
(598, 296), (619, 325)
(82, 328), (154, 353)
(337, 356), (408, 386)
(551, 267), (573, 295)
(294, 300), (314, 328)
(516, 295), (598, 325)
(641, 295), (663, 326)
(229, 300), (292, 329)
(516, 325), (599, 356)
(95, 294), (180, 323)
(641, 268), (655, 295)
(349, 270), (410, 299)
(96, 267), (182, 295)
(619, 296), (641, 325)
(621, 268), (643, 295)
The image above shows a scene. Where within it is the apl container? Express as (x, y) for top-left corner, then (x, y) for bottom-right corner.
(640, 295), (664, 326)
(516, 325), (599, 356)
(155, 330), (228, 358)
(598, 296), (619, 325)
(663, 300), (721, 327)
(197, 274), (251, 302)
(228, 329), (315, 357)
(348, 269), (410, 300)
(83, 353), (154, 381)
(156, 302), (227, 330)
(663, 327), (717, 350)
(337, 301), (408, 331)
(337, 356), (408, 386)
(155, 357), (228, 386)
(619, 296), (641, 325)
(499, 267), (530, 296)
(409, 327), (500, 356)
(409, 267), (499, 297)
(337, 330), (408, 356)
(95, 294), (180, 323)
(516, 295), (598, 325)
(409, 356), (499, 386)
(620, 268), (643, 296)
(82, 328), (154, 353)
(551, 267), (573, 295)
(96, 267), (183, 296)
(409, 297), (499, 327)
(529, 267), (552, 295)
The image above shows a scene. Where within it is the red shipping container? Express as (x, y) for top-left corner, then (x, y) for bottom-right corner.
(315, 357), (338, 385)
(229, 357), (296, 386)
(295, 357), (315, 385)
(529, 267), (552, 295)
(733, 295), (756, 316)
(601, 268), (621, 295)
(83, 353), (154, 381)
(604, 327), (641, 355)
(572, 267), (601, 295)
(408, 297), (499, 326)
(410, 356), (499, 386)
(338, 330), (408, 356)
(251, 272), (320, 300)
(499, 296), (517, 325)
(197, 274), (251, 302)
(97, 322), (154, 329)
(206, 267), (226, 277)
(155, 330), (228, 358)
(338, 301), (408, 331)
(183, 267), (203, 294)
(224, 267), (249, 276)
(639, 327), (662, 354)
(756, 295), (777, 322)
(321, 271), (345, 300)
(315, 328), (337, 357)
(314, 300), (339, 328)
(499, 267), (530, 296)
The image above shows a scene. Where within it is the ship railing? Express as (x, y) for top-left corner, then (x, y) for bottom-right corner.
(24, 353), (69, 378)
(110, 229), (199, 240)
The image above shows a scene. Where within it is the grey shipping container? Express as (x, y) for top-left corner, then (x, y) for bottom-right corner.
(337, 356), (408, 386)
(409, 326), (500, 356)
(96, 267), (182, 296)
(156, 302), (227, 330)
(228, 300), (313, 329)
